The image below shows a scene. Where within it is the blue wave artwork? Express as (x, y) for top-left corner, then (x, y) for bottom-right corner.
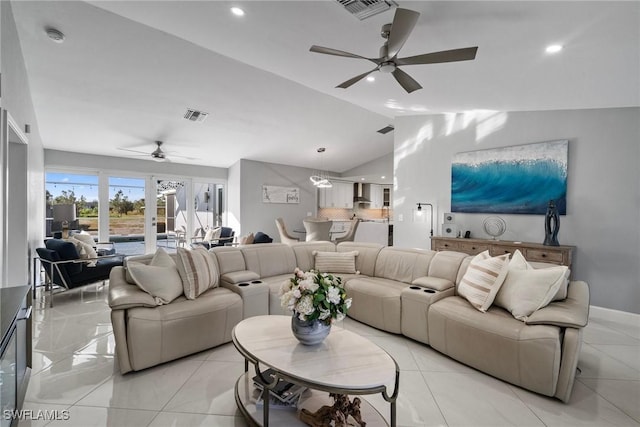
(451, 140), (568, 214)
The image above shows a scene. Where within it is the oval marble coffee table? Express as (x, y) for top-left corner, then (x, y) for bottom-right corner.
(232, 315), (399, 427)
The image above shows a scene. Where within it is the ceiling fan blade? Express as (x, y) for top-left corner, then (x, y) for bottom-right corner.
(386, 8), (420, 59)
(396, 47), (478, 66)
(392, 68), (422, 93)
(336, 68), (378, 89)
(117, 147), (149, 155)
(310, 45), (380, 64)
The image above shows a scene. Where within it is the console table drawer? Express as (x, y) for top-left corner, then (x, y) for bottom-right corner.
(432, 240), (460, 251)
(490, 245), (518, 257)
(524, 248), (564, 264)
(456, 241), (489, 255)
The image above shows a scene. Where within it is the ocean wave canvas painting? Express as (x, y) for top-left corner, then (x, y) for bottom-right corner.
(451, 140), (568, 214)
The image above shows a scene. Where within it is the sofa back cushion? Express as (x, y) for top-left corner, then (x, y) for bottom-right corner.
(241, 243), (296, 278)
(374, 247), (435, 284)
(428, 251), (470, 283)
(291, 241), (336, 272)
(210, 246), (247, 274)
(337, 242), (383, 277)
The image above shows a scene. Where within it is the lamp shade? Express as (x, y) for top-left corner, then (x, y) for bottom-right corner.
(52, 204), (77, 222)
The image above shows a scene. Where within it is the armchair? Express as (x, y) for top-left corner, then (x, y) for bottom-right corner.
(34, 239), (124, 307)
(275, 217), (299, 245)
(335, 218), (360, 243)
(192, 226), (235, 249)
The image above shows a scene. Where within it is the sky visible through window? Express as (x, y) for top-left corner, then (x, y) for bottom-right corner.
(46, 173), (145, 201)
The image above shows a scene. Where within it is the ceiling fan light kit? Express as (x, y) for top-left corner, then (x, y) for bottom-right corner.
(310, 8), (478, 93)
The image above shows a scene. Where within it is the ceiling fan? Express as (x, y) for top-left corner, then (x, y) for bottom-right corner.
(310, 8), (478, 93)
(118, 140), (197, 162)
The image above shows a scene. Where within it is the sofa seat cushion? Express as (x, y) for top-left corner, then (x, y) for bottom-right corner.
(125, 287), (242, 371)
(428, 296), (561, 396)
(344, 277), (408, 334)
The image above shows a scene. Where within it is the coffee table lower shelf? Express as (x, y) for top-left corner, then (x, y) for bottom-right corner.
(234, 372), (389, 427)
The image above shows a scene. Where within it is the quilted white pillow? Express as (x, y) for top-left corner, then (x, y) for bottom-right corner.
(175, 247), (219, 299)
(313, 250), (359, 274)
(495, 250), (569, 321)
(72, 232), (95, 247)
(128, 248), (183, 305)
(457, 251), (510, 312)
(204, 227), (222, 242)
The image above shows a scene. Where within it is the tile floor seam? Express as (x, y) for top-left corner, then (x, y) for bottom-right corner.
(576, 377), (640, 424)
(581, 343), (640, 377)
(418, 370), (450, 427)
(156, 358), (208, 413)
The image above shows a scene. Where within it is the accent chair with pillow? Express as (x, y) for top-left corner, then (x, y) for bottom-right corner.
(36, 238), (124, 307)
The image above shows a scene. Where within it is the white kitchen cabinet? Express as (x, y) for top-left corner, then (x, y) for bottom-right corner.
(368, 184), (384, 209)
(318, 182), (353, 209)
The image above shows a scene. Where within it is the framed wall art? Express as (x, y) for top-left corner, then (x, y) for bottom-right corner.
(451, 140), (568, 214)
(262, 185), (300, 204)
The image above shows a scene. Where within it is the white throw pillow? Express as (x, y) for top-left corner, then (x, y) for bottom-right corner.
(175, 247), (219, 299)
(204, 227), (222, 242)
(69, 237), (98, 266)
(313, 250), (358, 274)
(128, 248), (183, 305)
(495, 250), (568, 321)
(503, 250), (570, 301)
(72, 232), (95, 247)
(457, 250), (510, 312)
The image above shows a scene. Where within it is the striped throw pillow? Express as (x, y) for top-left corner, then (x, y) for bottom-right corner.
(175, 247), (219, 299)
(313, 250), (359, 274)
(458, 251), (510, 312)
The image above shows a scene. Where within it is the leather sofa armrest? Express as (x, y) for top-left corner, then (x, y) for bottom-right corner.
(412, 276), (454, 291)
(108, 266), (157, 310)
(525, 280), (590, 328)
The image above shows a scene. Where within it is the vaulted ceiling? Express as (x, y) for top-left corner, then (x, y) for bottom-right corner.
(11, 1), (640, 171)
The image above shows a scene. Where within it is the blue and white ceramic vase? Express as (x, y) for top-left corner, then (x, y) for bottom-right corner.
(291, 314), (331, 345)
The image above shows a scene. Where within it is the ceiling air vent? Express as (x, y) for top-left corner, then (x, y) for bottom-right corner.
(336, 0), (398, 20)
(377, 124), (394, 134)
(184, 109), (209, 123)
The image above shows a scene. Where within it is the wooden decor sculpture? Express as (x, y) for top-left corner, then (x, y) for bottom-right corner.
(299, 393), (366, 427)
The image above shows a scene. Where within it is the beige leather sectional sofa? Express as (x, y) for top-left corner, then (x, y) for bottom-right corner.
(108, 241), (589, 402)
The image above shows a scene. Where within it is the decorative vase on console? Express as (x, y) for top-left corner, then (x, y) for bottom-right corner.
(543, 199), (560, 246)
(280, 268), (351, 345)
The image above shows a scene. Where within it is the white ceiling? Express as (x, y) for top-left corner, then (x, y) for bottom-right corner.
(11, 1), (640, 172)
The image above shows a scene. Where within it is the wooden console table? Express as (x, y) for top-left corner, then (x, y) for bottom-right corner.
(431, 237), (574, 270)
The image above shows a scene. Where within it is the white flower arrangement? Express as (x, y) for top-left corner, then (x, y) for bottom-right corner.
(280, 268), (352, 324)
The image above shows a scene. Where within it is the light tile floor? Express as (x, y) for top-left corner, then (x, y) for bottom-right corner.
(18, 284), (640, 427)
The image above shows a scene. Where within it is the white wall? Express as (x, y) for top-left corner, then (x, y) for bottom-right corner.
(227, 160), (241, 235)
(2, 0), (46, 287)
(341, 152), (393, 182)
(239, 159), (318, 241)
(394, 107), (640, 314)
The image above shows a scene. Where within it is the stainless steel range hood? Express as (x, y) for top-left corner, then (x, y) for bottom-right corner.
(353, 182), (371, 203)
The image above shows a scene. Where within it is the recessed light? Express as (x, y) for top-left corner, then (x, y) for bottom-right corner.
(366, 76), (375, 82)
(545, 44), (563, 54)
(381, 176), (386, 179)
(361, 178), (366, 181)
(230, 7), (245, 16)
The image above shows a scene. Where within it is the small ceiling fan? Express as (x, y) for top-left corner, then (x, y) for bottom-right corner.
(118, 140), (197, 162)
(310, 8), (478, 93)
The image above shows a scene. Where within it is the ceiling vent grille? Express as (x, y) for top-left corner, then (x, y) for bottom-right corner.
(336, 0), (398, 20)
(184, 109), (209, 123)
(377, 124), (394, 134)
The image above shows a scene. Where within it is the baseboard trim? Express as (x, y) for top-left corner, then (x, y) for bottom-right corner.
(589, 305), (640, 324)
